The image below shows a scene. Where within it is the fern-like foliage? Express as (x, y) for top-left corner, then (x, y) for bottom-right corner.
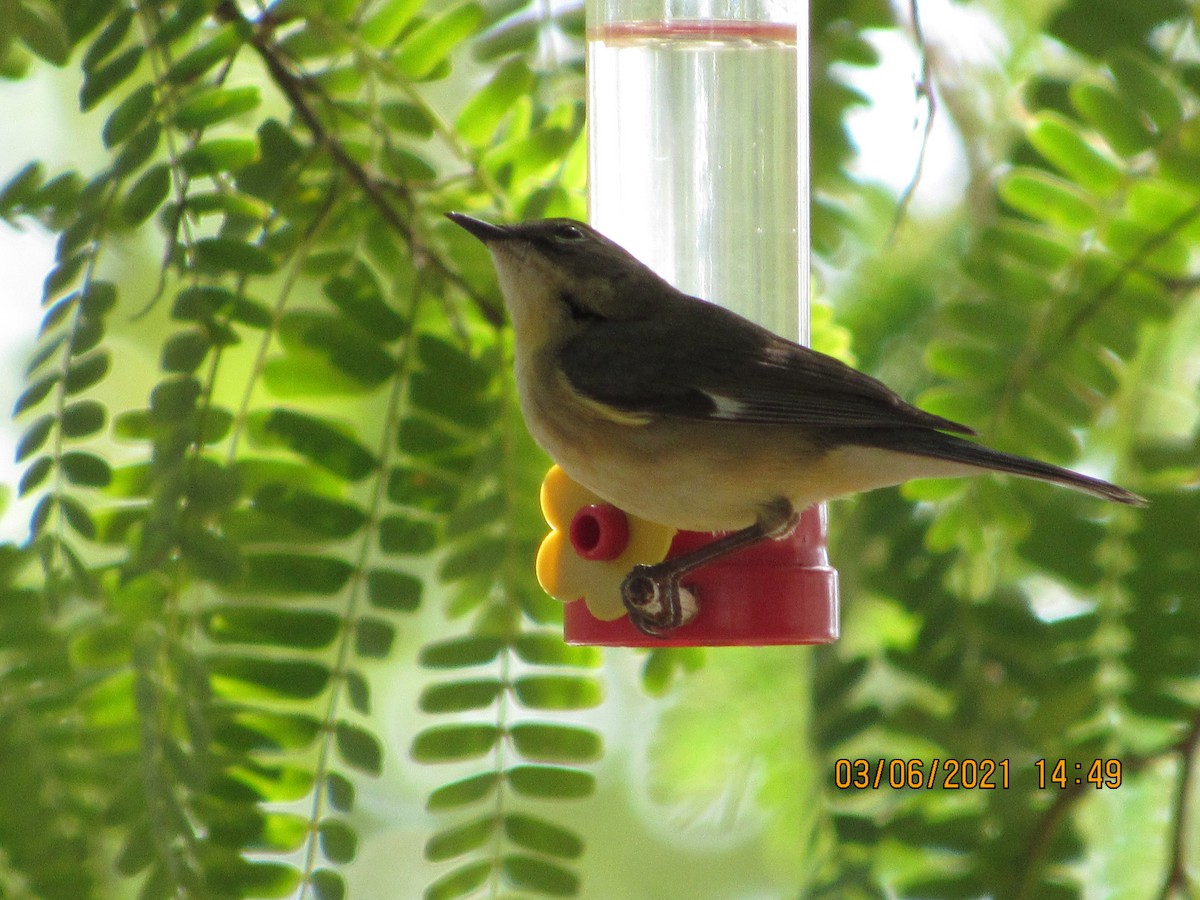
(2, 0), (1198, 898)
(806, 10), (1200, 897)
(1, 0), (591, 896)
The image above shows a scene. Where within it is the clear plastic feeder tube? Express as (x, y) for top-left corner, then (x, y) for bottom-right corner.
(587, 0), (808, 340)
(573, 0), (836, 646)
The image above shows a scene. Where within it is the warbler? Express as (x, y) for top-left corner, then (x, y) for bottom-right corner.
(447, 213), (1144, 634)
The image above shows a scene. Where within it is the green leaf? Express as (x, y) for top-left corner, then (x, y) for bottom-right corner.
(210, 656), (331, 699)
(173, 284), (271, 327)
(378, 515), (438, 554)
(473, 17), (538, 61)
(60, 451), (111, 487)
(438, 536), (506, 580)
(425, 816), (492, 862)
(69, 313), (103, 355)
(383, 146), (437, 182)
(1104, 219), (1190, 277)
(81, 280), (118, 317)
(13, 373), (59, 415)
(60, 399), (105, 438)
(277, 310), (396, 386)
(103, 84), (156, 148)
(18, 455), (53, 495)
(354, 676), (379, 716)
(1110, 51), (1182, 133)
(394, 3), (484, 80)
(925, 340), (1010, 383)
(424, 861), (491, 900)
(506, 765), (595, 799)
(241, 552), (353, 595)
(82, 8), (133, 73)
(354, 618), (395, 658)
(0, 161), (43, 213)
(1070, 80), (1154, 157)
(247, 409), (378, 481)
(173, 84), (260, 129)
(367, 568), (422, 611)
(161, 330), (211, 373)
(0, 42), (31, 80)
(60, 494), (95, 538)
(252, 483), (367, 538)
(120, 163), (171, 227)
(1027, 112), (1122, 196)
(336, 721), (383, 775)
(213, 708), (322, 752)
(72, 620), (132, 669)
(80, 46), (143, 111)
(411, 724), (500, 762)
(16, 0), (71, 66)
(15, 415), (54, 462)
(983, 220), (1075, 270)
(512, 633), (602, 668)
(156, 0), (212, 45)
(180, 138), (261, 177)
(165, 24), (243, 84)
(181, 526), (245, 584)
(419, 636), (502, 668)
(318, 819), (358, 864)
(149, 376), (201, 421)
(185, 188), (273, 223)
(387, 466), (460, 513)
(426, 773), (500, 811)
(380, 101), (434, 136)
(310, 869), (346, 900)
(360, 0), (425, 46)
(65, 349), (110, 393)
(111, 123), (161, 177)
(456, 58), (534, 146)
(513, 675), (602, 710)
(195, 237), (276, 275)
(999, 169), (1097, 231)
(396, 416), (462, 457)
(322, 265), (405, 340)
(326, 773), (355, 812)
(509, 724), (600, 762)
(501, 854), (579, 895)
(419, 679), (503, 713)
(503, 814), (583, 859)
(205, 606), (341, 648)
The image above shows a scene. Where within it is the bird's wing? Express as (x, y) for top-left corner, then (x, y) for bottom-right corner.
(558, 300), (975, 436)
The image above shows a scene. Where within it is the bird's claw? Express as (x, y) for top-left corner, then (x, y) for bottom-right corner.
(620, 564), (698, 637)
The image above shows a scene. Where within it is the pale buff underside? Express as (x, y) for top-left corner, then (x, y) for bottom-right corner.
(519, 362), (978, 533)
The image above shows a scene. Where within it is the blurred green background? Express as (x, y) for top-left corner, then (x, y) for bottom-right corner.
(0, 1), (1197, 898)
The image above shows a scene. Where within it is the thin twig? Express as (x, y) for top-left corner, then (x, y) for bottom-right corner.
(1160, 716), (1200, 899)
(888, 0), (935, 243)
(1019, 710), (1200, 899)
(995, 197), (1200, 431)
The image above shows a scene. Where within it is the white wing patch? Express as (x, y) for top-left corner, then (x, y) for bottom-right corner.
(706, 392), (751, 420)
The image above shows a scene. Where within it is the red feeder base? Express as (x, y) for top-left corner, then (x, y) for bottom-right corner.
(563, 505), (839, 647)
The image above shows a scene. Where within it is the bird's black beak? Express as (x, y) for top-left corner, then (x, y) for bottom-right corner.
(446, 212), (511, 244)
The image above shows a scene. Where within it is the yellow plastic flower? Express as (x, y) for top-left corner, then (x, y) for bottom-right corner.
(535, 465), (676, 620)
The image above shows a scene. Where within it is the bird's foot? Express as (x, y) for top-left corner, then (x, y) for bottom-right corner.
(621, 564), (698, 637)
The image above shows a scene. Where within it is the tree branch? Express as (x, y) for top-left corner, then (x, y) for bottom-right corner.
(212, 1), (506, 328)
(888, 0), (935, 243)
(1160, 715), (1200, 899)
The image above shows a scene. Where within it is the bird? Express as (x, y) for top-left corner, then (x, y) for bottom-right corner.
(446, 213), (1145, 635)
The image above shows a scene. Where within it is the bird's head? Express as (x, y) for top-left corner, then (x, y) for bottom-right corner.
(446, 213), (667, 350)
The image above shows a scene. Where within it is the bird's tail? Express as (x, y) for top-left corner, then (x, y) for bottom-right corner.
(847, 427), (1146, 506)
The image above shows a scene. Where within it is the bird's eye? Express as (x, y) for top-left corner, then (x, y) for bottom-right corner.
(553, 223), (587, 242)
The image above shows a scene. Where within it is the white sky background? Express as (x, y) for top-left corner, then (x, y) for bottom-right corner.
(0, 1), (996, 542)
